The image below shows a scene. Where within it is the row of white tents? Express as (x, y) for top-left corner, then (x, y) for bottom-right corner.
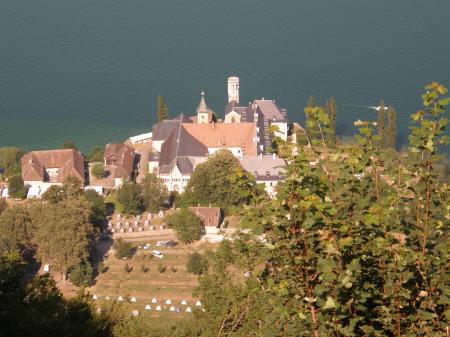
(93, 294), (202, 307)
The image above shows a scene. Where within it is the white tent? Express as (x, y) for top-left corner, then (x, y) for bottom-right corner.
(130, 297), (137, 302)
(181, 300), (188, 305)
(43, 264), (50, 273)
(151, 298), (157, 303)
(145, 305), (152, 310)
(104, 296), (110, 301)
(186, 307), (192, 313)
(93, 294), (98, 300)
(165, 299), (172, 305)
(195, 300), (202, 306)
(169, 306), (175, 312)
(155, 305), (162, 311)
(132, 310), (139, 317)
(117, 296), (124, 302)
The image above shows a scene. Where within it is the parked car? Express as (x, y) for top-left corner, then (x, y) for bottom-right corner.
(151, 250), (163, 259)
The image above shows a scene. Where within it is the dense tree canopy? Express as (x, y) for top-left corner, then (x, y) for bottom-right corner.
(0, 205), (33, 250)
(116, 182), (144, 215)
(92, 163), (105, 179)
(179, 150), (255, 209)
(165, 209), (203, 244)
(32, 199), (96, 280)
(140, 173), (168, 212)
(0, 147), (24, 178)
(8, 174), (27, 199)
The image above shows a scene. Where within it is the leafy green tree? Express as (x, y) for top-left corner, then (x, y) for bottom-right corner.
(180, 150), (255, 208)
(0, 147), (24, 178)
(304, 105), (332, 148)
(86, 146), (104, 163)
(62, 176), (84, 199)
(186, 252), (207, 275)
(92, 163), (105, 179)
(0, 205), (32, 250)
(116, 182), (143, 215)
(157, 94), (169, 122)
(61, 140), (78, 150)
(165, 209), (203, 244)
(41, 185), (64, 204)
(113, 238), (134, 259)
(140, 173), (168, 212)
(69, 260), (94, 287)
(325, 96), (337, 145)
(32, 199), (95, 281)
(8, 174), (27, 199)
(84, 189), (106, 228)
(377, 99), (387, 147)
(386, 105), (397, 149)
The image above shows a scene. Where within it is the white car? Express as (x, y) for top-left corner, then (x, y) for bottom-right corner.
(152, 250), (163, 259)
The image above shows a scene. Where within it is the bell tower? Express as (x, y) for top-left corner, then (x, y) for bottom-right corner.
(227, 76), (240, 103)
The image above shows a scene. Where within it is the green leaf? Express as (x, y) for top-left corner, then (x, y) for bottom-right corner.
(323, 296), (336, 310)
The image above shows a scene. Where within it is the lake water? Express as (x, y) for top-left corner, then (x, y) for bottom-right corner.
(1, 0), (449, 153)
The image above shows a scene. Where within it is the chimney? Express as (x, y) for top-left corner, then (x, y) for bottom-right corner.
(272, 153), (276, 160)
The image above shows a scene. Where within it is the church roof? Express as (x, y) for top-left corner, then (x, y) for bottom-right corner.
(196, 91), (209, 114)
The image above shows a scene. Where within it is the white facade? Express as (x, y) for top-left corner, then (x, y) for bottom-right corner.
(224, 110), (241, 124)
(227, 77), (240, 103)
(272, 122), (288, 141)
(258, 179), (281, 198)
(207, 147), (243, 159)
(159, 166), (191, 193)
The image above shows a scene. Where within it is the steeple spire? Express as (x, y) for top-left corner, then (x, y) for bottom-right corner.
(196, 90), (209, 114)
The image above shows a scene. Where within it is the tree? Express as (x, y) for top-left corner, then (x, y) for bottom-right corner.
(165, 209), (203, 244)
(116, 182), (143, 215)
(84, 189), (106, 228)
(92, 163), (105, 179)
(140, 173), (168, 212)
(41, 185), (64, 204)
(325, 96), (337, 145)
(7, 174), (27, 199)
(0, 205), (33, 250)
(186, 252), (207, 275)
(61, 140), (78, 150)
(157, 94), (169, 122)
(86, 146), (104, 163)
(180, 150), (255, 208)
(69, 260), (94, 287)
(386, 106), (397, 149)
(61, 176), (84, 199)
(32, 199), (95, 281)
(0, 147), (24, 178)
(113, 238), (134, 259)
(377, 99), (387, 147)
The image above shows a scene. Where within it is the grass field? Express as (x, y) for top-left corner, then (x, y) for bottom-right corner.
(86, 231), (216, 315)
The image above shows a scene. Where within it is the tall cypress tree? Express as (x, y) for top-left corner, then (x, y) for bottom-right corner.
(377, 99), (386, 147)
(326, 96), (337, 145)
(157, 95), (168, 122)
(304, 96), (316, 141)
(386, 106), (397, 149)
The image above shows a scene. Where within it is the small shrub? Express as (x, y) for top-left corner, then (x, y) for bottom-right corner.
(113, 238), (134, 259)
(98, 261), (108, 274)
(140, 264), (148, 273)
(157, 263), (166, 273)
(91, 163), (105, 179)
(123, 263), (132, 273)
(171, 266), (177, 273)
(187, 252), (207, 275)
